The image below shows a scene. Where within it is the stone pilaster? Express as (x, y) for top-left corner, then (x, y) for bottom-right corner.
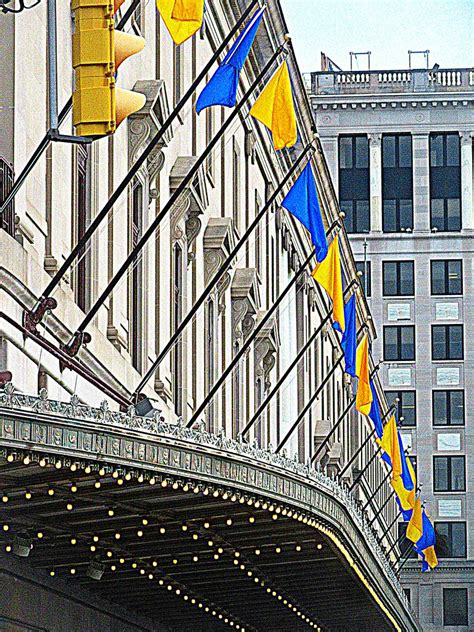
(412, 133), (430, 231)
(460, 132), (473, 230)
(368, 133), (382, 232)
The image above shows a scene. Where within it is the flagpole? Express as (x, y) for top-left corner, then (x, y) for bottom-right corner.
(310, 361), (378, 464)
(132, 142), (315, 398)
(367, 488), (397, 529)
(0, 0), (143, 217)
(338, 403), (398, 479)
(27, 0), (261, 331)
(241, 275), (356, 439)
(186, 245), (317, 428)
(361, 467), (392, 513)
(380, 511), (403, 543)
(348, 446), (383, 492)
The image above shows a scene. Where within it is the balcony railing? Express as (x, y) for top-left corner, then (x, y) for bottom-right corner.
(309, 67), (474, 96)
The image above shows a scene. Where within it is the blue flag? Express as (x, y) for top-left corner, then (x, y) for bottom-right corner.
(282, 162), (328, 262)
(414, 510), (437, 571)
(196, 7), (265, 113)
(368, 379), (383, 438)
(333, 294), (357, 374)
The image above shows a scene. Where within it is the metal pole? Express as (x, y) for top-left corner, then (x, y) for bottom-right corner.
(186, 247), (316, 429)
(29, 0), (260, 311)
(348, 446), (381, 492)
(361, 467), (392, 512)
(133, 142), (315, 397)
(368, 488), (395, 529)
(241, 275), (355, 438)
(47, 0), (58, 131)
(397, 545), (416, 574)
(380, 511), (402, 543)
(63, 44), (287, 347)
(0, 0), (142, 217)
(387, 532), (406, 560)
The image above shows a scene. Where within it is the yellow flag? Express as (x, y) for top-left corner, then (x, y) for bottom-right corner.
(423, 545), (438, 569)
(311, 235), (345, 331)
(249, 62), (297, 150)
(157, 0), (204, 45)
(378, 415), (402, 478)
(406, 497), (423, 543)
(355, 334), (372, 416)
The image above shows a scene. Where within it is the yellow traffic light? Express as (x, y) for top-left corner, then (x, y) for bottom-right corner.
(72, 0), (146, 137)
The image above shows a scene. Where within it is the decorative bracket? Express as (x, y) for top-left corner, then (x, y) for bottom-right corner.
(231, 268), (260, 346)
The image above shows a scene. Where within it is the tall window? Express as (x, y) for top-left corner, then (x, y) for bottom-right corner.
(356, 261), (371, 297)
(0, 158), (15, 237)
(433, 390), (464, 426)
(386, 391), (416, 426)
(206, 299), (215, 431)
(382, 261), (414, 296)
(384, 326), (415, 361)
(339, 136), (370, 233)
(75, 145), (90, 312)
(432, 325), (463, 360)
(430, 133), (461, 231)
(382, 134), (413, 232)
(205, 105), (215, 180)
(435, 522), (467, 558)
(173, 44), (184, 105)
(434, 456), (465, 492)
(431, 260), (462, 295)
(232, 138), (241, 231)
(443, 588), (468, 626)
(172, 245), (184, 416)
(131, 181), (143, 371)
(255, 192), (261, 276)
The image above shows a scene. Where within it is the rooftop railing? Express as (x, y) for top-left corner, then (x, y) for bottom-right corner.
(309, 68), (474, 96)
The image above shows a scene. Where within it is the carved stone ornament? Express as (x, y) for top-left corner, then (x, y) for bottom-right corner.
(254, 312), (280, 389)
(128, 80), (170, 180)
(204, 218), (235, 311)
(231, 269), (260, 344)
(169, 156), (209, 260)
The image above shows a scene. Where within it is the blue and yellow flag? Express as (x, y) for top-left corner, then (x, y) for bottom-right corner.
(250, 62), (297, 150)
(355, 334), (372, 416)
(196, 7), (265, 113)
(368, 380), (383, 438)
(281, 162), (328, 262)
(312, 235), (345, 331)
(379, 417), (416, 512)
(406, 496), (423, 543)
(337, 294), (357, 376)
(157, 0), (204, 45)
(415, 510), (438, 571)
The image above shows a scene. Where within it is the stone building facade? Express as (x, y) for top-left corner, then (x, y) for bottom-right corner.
(309, 67), (474, 631)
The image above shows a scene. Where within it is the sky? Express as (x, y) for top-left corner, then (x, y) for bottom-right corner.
(280, 0), (473, 74)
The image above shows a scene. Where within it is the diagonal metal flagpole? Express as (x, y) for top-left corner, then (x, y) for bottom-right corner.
(26, 0), (261, 332)
(186, 246), (317, 429)
(338, 402), (398, 479)
(368, 487), (397, 529)
(276, 322), (368, 454)
(241, 277), (356, 439)
(60, 42), (287, 355)
(132, 142), (315, 399)
(0, 0), (143, 217)
(310, 361), (379, 464)
(361, 467), (392, 513)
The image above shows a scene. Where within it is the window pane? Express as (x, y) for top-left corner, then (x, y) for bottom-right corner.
(355, 136), (368, 168)
(401, 391), (416, 426)
(355, 200), (370, 232)
(400, 327), (414, 360)
(383, 136), (396, 168)
(446, 134), (460, 167)
(452, 457), (465, 491)
(432, 326), (447, 360)
(430, 134), (444, 166)
(450, 391), (464, 425)
(434, 457), (448, 491)
(451, 523), (467, 557)
(433, 391), (448, 425)
(341, 200), (354, 233)
(444, 588), (468, 626)
(383, 262), (397, 295)
(447, 198), (461, 231)
(398, 135), (412, 168)
(431, 261), (445, 294)
(449, 325), (463, 359)
(400, 199), (413, 230)
(431, 199), (444, 230)
(384, 328), (398, 360)
(447, 260), (462, 294)
(339, 138), (353, 169)
(383, 199), (397, 232)
(356, 261), (371, 297)
(400, 262), (414, 295)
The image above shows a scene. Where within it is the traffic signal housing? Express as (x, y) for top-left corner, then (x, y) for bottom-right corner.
(72, 0), (146, 137)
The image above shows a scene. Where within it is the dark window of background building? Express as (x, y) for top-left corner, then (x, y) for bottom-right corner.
(339, 136), (370, 233)
(356, 261), (371, 297)
(430, 133), (461, 231)
(403, 588), (411, 604)
(382, 134), (413, 232)
(431, 260), (462, 295)
(435, 522), (467, 558)
(432, 325), (463, 360)
(386, 391), (416, 426)
(384, 326), (415, 361)
(443, 588), (468, 626)
(383, 261), (414, 296)
(397, 523), (417, 557)
(433, 390), (464, 426)
(434, 456), (465, 492)
(0, 158), (15, 237)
